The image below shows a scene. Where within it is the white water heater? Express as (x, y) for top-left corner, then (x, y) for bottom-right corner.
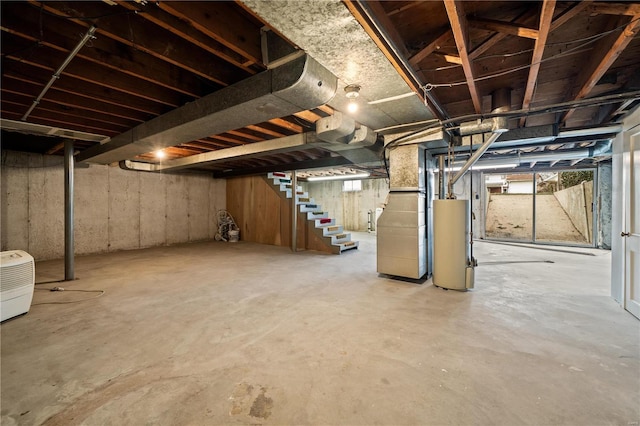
(1, 250), (35, 322)
(433, 199), (473, 290)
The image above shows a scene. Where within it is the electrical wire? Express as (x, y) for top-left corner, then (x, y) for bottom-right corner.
(422, 16), (640, 89)
(33, 4), (141, 22)
(382, 90), (640, 158)
(33, 288), (105, 305)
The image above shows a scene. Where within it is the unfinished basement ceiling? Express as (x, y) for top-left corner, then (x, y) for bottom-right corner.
(1, 1), (639, 176)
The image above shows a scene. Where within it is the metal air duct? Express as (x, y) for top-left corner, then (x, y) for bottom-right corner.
(77, 54), (337, 164)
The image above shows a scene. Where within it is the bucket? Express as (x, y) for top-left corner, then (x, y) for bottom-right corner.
(228, 229), (240, 242)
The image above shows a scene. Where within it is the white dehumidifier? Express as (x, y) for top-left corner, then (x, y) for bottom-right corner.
(1, 250), (35, 322)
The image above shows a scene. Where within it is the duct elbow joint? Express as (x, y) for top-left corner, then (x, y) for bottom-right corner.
(491, 116), (509, 133)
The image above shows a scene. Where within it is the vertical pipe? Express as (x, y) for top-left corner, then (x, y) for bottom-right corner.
(64, 139), (75, 281)
(438, 155), (445, 199)
(593, 168), (599, 248)
(291, 170), (297, 252)
(532, 173), (537, 243)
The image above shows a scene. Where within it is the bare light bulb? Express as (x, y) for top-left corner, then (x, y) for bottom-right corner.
(344, 84), (360, 114)
(155, 150), (166, 159)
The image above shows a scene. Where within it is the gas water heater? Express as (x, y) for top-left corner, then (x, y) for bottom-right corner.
(433, 199), (474, 290)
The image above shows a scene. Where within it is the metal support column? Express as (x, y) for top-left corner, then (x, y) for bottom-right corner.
(64, 139), (75, 281)
(291, 170), (297, 252)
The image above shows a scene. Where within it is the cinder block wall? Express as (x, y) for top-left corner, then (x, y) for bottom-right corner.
(1, 150), (226, 260)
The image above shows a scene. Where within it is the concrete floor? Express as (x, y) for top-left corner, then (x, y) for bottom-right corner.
(1, 233), (638, 425)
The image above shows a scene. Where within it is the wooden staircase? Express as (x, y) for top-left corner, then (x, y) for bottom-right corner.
(267, 172), (359, 254)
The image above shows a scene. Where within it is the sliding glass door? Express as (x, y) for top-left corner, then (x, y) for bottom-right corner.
(484, 169), (595, 246)
(485, 173), (534, 241)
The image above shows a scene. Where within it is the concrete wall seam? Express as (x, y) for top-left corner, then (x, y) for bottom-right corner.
(0, 150), (226, 261)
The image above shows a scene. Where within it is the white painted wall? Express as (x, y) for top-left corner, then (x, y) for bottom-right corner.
(301, 178), (389, 231)
(507, 180), (534, 194)
(1, 150), (226, 260)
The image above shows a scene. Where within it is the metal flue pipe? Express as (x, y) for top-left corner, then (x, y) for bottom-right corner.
(447, 89), (511, 197)
(22, 26), (97, 121)
(448, 131), (502, 197)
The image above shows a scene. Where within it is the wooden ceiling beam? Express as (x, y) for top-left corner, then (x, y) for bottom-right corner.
(210, 134), (250, 146)
(181, 141), (222, 151)
(2, 73), (151, 123)
(227, 130), (264, 142)
(1, 109), (119, 136)
(343, 1), (447, 120)
(199, 138), (232, 149)
(550, 2), (589, 31)
(433, 52), (462, 65)
(444, 0), (482, 113)
(387, 2), (422, 17)
(316, 105), (335, 116)
(468, 18), (539, 39)
(469, 8), (539, 60)
(561, 14), (640, 123)
(520, 0), (556, 127)
(363, 0), (412, 58)
(30, 1), (249, 86)
(157, 1), (263, 65)
(2, 4), (211, 97)
(268, 118), (304, 133)
(244, 125), (286, 138)
(409, 28), (452, 66)
(293, 110), (323, 123)
(1, 35), (182, 107)
(1, 86), (142, 128)
(115, 1), (258, 74)
(1, 61), (166, 117)
(589, 2), (640, 16)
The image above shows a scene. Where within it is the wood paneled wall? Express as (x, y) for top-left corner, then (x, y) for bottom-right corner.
(226, 176), (331, 253)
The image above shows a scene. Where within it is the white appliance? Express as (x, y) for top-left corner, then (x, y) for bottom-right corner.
(1, 250), (35, 322)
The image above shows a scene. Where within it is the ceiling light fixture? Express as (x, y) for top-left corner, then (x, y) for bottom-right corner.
(306, 172), (370, 182)
(155, 150), (166, 159)
(344, 84), (360, 113)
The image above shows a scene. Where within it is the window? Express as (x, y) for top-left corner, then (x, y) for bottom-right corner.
(343, 180), (362, 192)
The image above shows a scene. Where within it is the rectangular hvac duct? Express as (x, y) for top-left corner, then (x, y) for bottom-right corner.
(377, 144), (427, 279)
(76, 54), (337, 164)
(377, 131), (446, 280)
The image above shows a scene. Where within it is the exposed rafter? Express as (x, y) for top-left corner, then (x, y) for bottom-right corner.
(468, 17), (539, 39)
(115, 1), (259, 74)
(156, 1), (263, 65)
(28, 1), (248, 87)
(520, 0), (556, 127)
(469, 8), (539, 60)
(589, 2), (640, 17)
(561, 13), (640, 123)
(409, 28), (451, 66)
(444, 0), (482, 113)
(362, 0), (412, 59)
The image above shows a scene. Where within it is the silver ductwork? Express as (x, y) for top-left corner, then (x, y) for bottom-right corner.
(377, 130), (448, 280)
(77, 54), (338, 164)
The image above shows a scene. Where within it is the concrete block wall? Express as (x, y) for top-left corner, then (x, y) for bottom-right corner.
(1, 150), (226, 260)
